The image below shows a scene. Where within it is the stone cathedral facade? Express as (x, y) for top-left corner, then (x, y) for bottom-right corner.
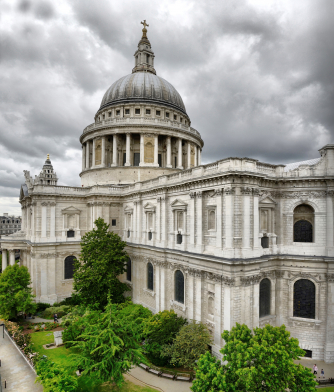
(1, 23), (334, 363)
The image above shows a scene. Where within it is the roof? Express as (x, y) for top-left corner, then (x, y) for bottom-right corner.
(100, 72), (187, 114)
(284, 158), (321, 172)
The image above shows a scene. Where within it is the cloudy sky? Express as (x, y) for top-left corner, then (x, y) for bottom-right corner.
(1, 0), (334, 215)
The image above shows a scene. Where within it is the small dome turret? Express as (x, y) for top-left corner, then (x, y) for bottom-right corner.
(35, 154), (58, 185)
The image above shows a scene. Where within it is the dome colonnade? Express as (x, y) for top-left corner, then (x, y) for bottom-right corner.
(79, 21), (203, 186)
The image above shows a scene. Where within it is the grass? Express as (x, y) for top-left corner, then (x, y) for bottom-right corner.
(319, 388), (334, 392)
(31, 331), (158, 392)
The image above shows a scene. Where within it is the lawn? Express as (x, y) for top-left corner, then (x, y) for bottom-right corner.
(319, 388), (334, 392)
(30, 331), (158, 392)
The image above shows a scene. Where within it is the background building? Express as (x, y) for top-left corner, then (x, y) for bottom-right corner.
(0, 213), (21, 237)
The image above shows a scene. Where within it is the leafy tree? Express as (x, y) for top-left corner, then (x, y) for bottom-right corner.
(0, 264), (36, 319)
(143, 309), (187, 366)
(191, 323), (318, 392)
(35, 357), (78, 392)
(163, 321), (212, 370)
(69, 298), (152, 387)
(73, 218), (130, 309)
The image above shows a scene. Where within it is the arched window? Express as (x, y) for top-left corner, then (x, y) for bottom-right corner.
(126, 258), (132, 282)
(259, 278), (271, 317)
(147, 262), (154, 291)
(64, 256), (76, 279)
(174, 270), (184, 304)
(293, 279), (315, 319)
(293, 204), (314, 242)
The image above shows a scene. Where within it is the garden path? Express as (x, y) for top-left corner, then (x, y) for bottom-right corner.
(26, 316), (62, 323)
(128, 366), (192, 392)
(0, 327), (43, 392)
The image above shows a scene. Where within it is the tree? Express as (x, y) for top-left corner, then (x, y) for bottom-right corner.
(69, 299), (152, 387)
(143, 309), (187, 366)
(73, 218), (130, 309)
(191, 323), (318, 392)
(163, 321), (212, 370)
(0, 264), (36, 319)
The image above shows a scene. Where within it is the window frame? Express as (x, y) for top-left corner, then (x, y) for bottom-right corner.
(174, 270), (184, 304)
(64, 255), (76, 280)
(147, 262), (154, 291)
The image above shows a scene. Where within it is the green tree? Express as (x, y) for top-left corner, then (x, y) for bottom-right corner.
(69, 298), (151, 387)
(0, 264), (36, 319)
(163, 321), (212, 370)
(73, 218), (130, 309)
(143, 309), (187, 366)
(191, 323), (318, 392)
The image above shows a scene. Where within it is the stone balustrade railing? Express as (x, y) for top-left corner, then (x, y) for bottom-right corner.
(82, 117), (202, 138)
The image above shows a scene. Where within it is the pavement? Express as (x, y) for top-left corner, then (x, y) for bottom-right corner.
(0, 328), (43, 392)
(26, 316), (62, 323)
(128, 366), (192, 392)
(297, 358), (334, 380)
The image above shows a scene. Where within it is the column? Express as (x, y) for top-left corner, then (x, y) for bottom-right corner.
(31, 203), (35, 238)
(161, 195), (167, 247)
(9, 249), (15, 266)
(253, 283), (260, 329)
(41, 203), (47, 238)
(85, 141), (90, 169)
(194, 146), (198, 167)
(177, 138), (183, 169)
(327, 192), (334, 250)
(112, 135), (117, 166)
(195, 271), (202, 322)
(196, 192), (203, 252)
(189, 192), (195, 245)
(223, 285), (231, 330)
(188, 273), (194, 320)
(155, 264), (160, 312)
(101, 136), (106, 167)
(154, 134), (159, 167)
(2, 249), (7, 270)
(92, 139), (96, 167)
(253, 189), (260, 249)
(225, 188), (234, 248)
(50, 203), (56, 239)
(214, 281), (222, 346)
(140, 134), (144, 166)
(187, 141), (191, 169)
(216, 189), (223, 249)
(161, 266), (165, 310)
(82, 144), (86, 171)
(197, 147), (201, 165)
(125, 133), (131, 166)
(242, 187), (251, 249)
(166, 136), (172, 168)
(324, 279), (334, 362)
(156, 197), (161, 243)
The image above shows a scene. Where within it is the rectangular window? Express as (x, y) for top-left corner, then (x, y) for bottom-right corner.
(166, 112), (169, 118)
(175, 156), (177, 168)
(134, 153), (140, 167)
(146, 109), (151, 115)
(156, 110), (161, 116)
(135, 108), (140, 115)
(102, 114), (105, 119)
(116, 110), (120, 116)
(158, 154), (162, 167)
(180, 117), (183, 122)
(174, 115), (177, 120)
(108, 112), (111, 117)
(123, 153), (126, 166)
(67, 230), (75, 238)
(112, 219), (116, 226)
(125, 109), (130, 115)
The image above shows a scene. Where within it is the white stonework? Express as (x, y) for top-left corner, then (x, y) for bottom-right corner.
(1, 25), (334, 363)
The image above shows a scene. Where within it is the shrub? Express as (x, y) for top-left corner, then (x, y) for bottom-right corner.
(35, 302), (51, 313)
(4, 320), (36, 358)
(143, 310), (187, 366)
(42, 305), (71, 319)
(35, 357), (78, 391)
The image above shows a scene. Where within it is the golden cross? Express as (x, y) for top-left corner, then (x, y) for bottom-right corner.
(141, 20), (149, 29)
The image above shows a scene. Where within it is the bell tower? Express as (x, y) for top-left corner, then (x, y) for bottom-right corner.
(36, 154), (58, 185)
(132, 20), (156, 75)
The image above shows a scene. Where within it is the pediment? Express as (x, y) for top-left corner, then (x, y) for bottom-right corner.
(143, 202), (156, 212)
(124, 205), (133, 213)
(61, 206), (82, 215)
(171, 199), (188, 210)
(259, 195), (277, 205)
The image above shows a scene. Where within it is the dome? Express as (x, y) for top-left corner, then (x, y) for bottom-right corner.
(100, 72), (187, 114)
